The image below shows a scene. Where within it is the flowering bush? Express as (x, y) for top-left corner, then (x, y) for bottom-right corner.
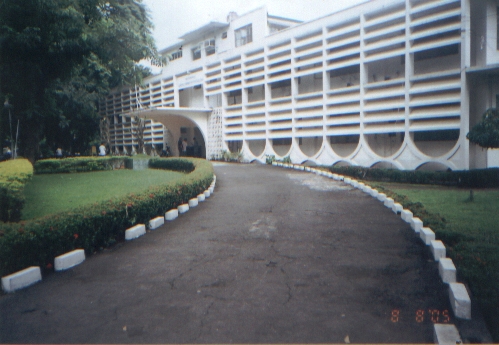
(0, 158), (213, 276)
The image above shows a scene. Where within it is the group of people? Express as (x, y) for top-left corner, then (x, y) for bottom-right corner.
(177, 137), (201, 157)
(48, 138), (202, 159)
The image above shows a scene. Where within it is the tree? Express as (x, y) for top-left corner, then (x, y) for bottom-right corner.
(0, 0), (162, 161)
(467, 108), (499, 149)
(130, 115), (145, 154)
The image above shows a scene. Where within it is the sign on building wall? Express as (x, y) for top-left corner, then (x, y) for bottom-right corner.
(177, 72), (204, 89)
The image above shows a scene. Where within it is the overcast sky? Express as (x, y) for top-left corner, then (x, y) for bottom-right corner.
(142, 0), (368, 50)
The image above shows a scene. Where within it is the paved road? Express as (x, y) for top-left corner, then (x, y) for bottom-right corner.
(1, 164), (454, 343)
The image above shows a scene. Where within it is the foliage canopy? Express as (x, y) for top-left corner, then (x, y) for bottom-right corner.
(467, 108), (499, 149)
(0, 0), (162, 161)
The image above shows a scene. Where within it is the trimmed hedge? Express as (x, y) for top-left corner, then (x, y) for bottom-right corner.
(149, 157), (195, 173)
(0, 158), (213, 277)
(328, 166), (499, 188)
(34, 157), (131, 174)
(0, 159), (33, 222)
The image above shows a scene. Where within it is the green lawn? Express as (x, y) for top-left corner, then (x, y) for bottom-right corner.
(22, 169), (185, 220)
(376, 184), (499, 240)
(375, 182), (499, 341)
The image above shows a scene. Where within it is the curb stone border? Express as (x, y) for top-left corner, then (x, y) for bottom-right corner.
(1, 175), (216, 293)
(1, 267), (42, 293)
(54, 249), (86, 271)
(271, 163), (480, 342)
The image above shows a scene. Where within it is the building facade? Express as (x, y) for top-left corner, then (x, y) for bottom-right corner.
(100, 0), (499, 170)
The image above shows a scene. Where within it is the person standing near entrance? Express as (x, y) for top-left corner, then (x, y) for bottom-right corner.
(182, 138), (188, 156)
(193, 137), (199, 157)
(177, 137), (183, 156)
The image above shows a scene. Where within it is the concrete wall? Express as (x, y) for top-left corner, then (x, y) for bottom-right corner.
(179, 86), (204, 107)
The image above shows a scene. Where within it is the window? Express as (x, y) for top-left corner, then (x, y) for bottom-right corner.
(235, 24), (252, 47)
(170, 51), (182, 61)
(222, 32), (227, 39)
(192, 45), (201, 60)
(269, 24), (287, 34)
(413, 130), (459, 142)
(228, 89), (242, 105)
(414, 44), (458, 61)
(204, 39), (216, 56)
(273, 138), (292, 145)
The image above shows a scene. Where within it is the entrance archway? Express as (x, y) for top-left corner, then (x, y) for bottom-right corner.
(131, 107), (212, 158)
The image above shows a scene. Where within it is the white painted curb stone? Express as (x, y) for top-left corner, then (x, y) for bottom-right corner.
(178, 204), (189, 214)
(54, 249), (85, 271)
(420, 227), (435, 245)
(165, 209), (178, 221)
(125, 224), (146, 240)
(449, 283), (471, 320)
(433, 324), (462, 345)
(188, 198), (199, 207)
(305, 167), (311, 172)
(401, 209), (413, 223)
(410, 217), (423, 233)
(197, 194), (205, 202)
(431, 240), (446, 262)
(2, 266), (42, 293)
(439, 258), (457, 284)
(204, 190), (211, 198)
(392, 203), (403, 214)
(149, 216), (164, 230)
(384, 198), (394, 208)
(377, 193), (387, 202)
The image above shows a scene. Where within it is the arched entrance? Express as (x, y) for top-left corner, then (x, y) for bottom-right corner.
(131, 107), (212, 158)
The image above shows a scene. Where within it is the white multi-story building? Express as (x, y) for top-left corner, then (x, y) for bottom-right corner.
(100, 0), (499, 170)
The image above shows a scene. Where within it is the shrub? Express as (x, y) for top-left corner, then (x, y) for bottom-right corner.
(34, 157), (131, 174)
(149, 157), (195, 172)
(265, 155), (275, 164)
(0, 159), (33, 222)
(328, 166), (499, 188)
(0, 158), (213, 276)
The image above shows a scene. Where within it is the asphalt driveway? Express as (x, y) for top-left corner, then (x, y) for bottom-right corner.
(0, 163), (457, 343)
